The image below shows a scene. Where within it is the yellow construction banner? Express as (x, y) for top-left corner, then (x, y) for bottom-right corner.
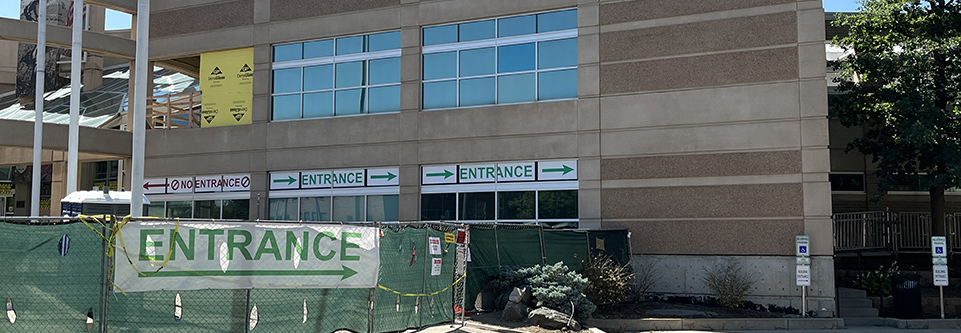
(200, 48), (253, 127)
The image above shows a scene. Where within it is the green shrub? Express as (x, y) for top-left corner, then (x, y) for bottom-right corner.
(491, 262), (596, 320)
(581, 254), (635, 305)
(703, 260), (754, 309)
(853, 261), (900, 296)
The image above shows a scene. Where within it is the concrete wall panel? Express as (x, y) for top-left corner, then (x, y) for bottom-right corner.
(600, 12), (797, 62)
(600, 47), (799, 94)
(151, 0), (253, 38)
(601, 183), (803, 219)
(418, 101), (578, 140)
(599, 82), (801, 130)
(265, 114), (401, 149)
(270, 0), (400, 22)
(268, 8), (401, 45)
(146, 123), (267, 156)
(600, 120), (801, 156)
(602, 151), (801, 180)
(613, 219), (804, 255)
(599, 0), (794, 24)
(417, 133), (579, 164)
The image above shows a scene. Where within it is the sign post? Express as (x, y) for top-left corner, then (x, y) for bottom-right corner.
(932, 236), (948, 319)
(796, 235), (811, 317)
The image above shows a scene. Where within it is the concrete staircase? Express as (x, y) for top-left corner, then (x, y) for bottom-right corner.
(838, 287), (884, 326)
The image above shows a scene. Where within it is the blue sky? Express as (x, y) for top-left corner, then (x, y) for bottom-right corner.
(2, 0), (861, 28)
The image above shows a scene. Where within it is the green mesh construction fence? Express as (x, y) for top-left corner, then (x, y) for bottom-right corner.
(0, 217), (468, 333)
(0, 220), (108, 332)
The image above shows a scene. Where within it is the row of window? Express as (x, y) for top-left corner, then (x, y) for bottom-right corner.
(268, 195), (399, 222)
(270, 9), (577, 121)
(421, 190), (577, 222)
(147, 199), (250, 219)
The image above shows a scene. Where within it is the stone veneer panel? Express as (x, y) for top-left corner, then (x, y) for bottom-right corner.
(601, 183), (803, 219)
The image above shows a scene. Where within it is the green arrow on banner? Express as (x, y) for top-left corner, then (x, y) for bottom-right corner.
(273, 176), (296, 185)
(425, 170), (454, 179)
(370, 172), (397, 181)
(145, 265), (358, 280)
(542, 165), (574, 175)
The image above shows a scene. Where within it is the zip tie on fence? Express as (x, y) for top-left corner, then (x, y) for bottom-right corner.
(377, 273), (467, 297)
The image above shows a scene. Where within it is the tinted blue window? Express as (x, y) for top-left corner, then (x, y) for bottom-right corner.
(303, 65), (333, 91)
(498, 15), (535, 37)
(460, 47), (495, 77)
(423, 52), (457, 80)
(369, 85), (400, 113)
(537, 10), (577, 33)
(538, 69), (576, 100)
(272, 95), (301, 120)
(335, 61), (365, 88)
(272, 68), (301, 93)
(498, 73), (535, 103)
(304, 39), (334, 58)
(460, 77), (495, 106)
(424, 25), (458, 46)
(337, 36), (364, 55)
(423, 81), (457, 109)
(303, 91), (334, 118)
(459, 20), (495, 42)
(274, 43), (302, 62)
(335, 89), (364, 115)
(369, 57), (400, 85)
(538, 38), (577, 69)
(497, 43), (535, 73)
(368, 31), (401, 52)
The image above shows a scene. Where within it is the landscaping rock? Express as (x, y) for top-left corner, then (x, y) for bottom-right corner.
(527, 307), (581, 330)
(509, 285), (532, 305)
(501, 302), (530, 321)
(496, 292), (510, 310)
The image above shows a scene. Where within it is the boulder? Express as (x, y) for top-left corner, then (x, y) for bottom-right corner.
(501, 302), (530, 321)
(495, 291), (510, 310)
(508, 285), (532, 305)
(527, 307), (581, 330)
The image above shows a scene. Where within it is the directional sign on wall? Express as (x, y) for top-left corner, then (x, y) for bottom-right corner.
(222, 174), (251, 192)
(143, 178), (169, 195)
(458, 163), (497, 183)
(367, 168), (399, 187)
(496, 162), (536, 182)
(194, 175), (223, 193)
(271, 172), (300, 190)
(537, 160), (577, 181)
(422, 165), (457, 185)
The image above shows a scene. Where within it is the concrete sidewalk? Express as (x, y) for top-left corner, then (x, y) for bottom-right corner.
(417, 321), (961, 333)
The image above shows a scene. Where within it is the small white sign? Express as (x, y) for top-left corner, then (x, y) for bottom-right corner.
(431, 258), (442, 276)
(932, 236), (947, 258)
(537, 160), (578, 181)
(422, 165), (457, 185)
(271, 172), (300, 190)
(167, 177), (194, 193)
(796, 265), (811, 286)
(934, 257), (948, 265)
(796, 235), (810, 257)
(428, 237), (442, 255)
(367, 167), (399, 187)
(222, 174), (251, 192)
(934, 264), (950, 286)
(496, 162), (536, 182)
(143, 178), (168, 194)
(796, 257), (811, 266)
(458, 163), (497, 183)
(194, 175), (223, 193)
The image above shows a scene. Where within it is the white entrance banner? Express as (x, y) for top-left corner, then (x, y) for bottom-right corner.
(114, 221), (380, 292)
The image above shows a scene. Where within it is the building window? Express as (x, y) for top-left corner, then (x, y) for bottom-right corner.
(267, 195), (399, 222)
(271, 31), (401, 120)
(421, 9), (577, 109)
(147, 199), (250, 219)
(829, 173), (866, 192)
(421, 190), (578, 226)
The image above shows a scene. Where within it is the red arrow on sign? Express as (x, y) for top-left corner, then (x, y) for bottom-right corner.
(143, 182), (169, 190)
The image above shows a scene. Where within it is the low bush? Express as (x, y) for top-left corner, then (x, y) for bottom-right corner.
(581, 254), (635, 305)
(703, 260), (754, 309)
(491, 262), (596, 320)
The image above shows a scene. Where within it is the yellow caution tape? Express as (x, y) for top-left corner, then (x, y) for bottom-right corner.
(377, 273), (467, 297)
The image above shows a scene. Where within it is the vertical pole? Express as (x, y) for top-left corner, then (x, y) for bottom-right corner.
(67, 0), (83, 195)
(31, 0), (47, 217)
(130, 0), (150, 217)
(940, 286), (945, 319)
(802, 287), (807, 317)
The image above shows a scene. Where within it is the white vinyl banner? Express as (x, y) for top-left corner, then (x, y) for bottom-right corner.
(114, 221), (380, 292)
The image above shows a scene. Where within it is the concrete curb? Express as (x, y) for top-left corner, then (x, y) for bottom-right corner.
(586, 318), (844, 331)
(881, 318), (961, 329)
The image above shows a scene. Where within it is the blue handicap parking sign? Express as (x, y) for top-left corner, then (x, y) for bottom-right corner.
(799, 246), (807, 253)
(936, 247), (944, 254)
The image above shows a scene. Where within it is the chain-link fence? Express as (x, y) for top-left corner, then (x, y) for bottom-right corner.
(0, 217), (469, 333)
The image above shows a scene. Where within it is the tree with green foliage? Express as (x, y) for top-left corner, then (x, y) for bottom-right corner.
(831, 0), (961, 236)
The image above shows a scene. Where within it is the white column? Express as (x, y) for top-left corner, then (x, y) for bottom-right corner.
(67, 0), (83, 195)
(32, 0), (47, 217)
(130, 0), (149, 217)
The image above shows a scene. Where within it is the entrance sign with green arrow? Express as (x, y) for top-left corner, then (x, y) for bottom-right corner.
(270, 172), (300, 190)
(422, 165), (457, 185)
(537, 160), (578, 181)
(113, 221), (379, 292)
(367, 167), (399, 186)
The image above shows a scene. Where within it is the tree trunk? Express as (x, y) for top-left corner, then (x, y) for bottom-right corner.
(931, 185), (946, 236)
